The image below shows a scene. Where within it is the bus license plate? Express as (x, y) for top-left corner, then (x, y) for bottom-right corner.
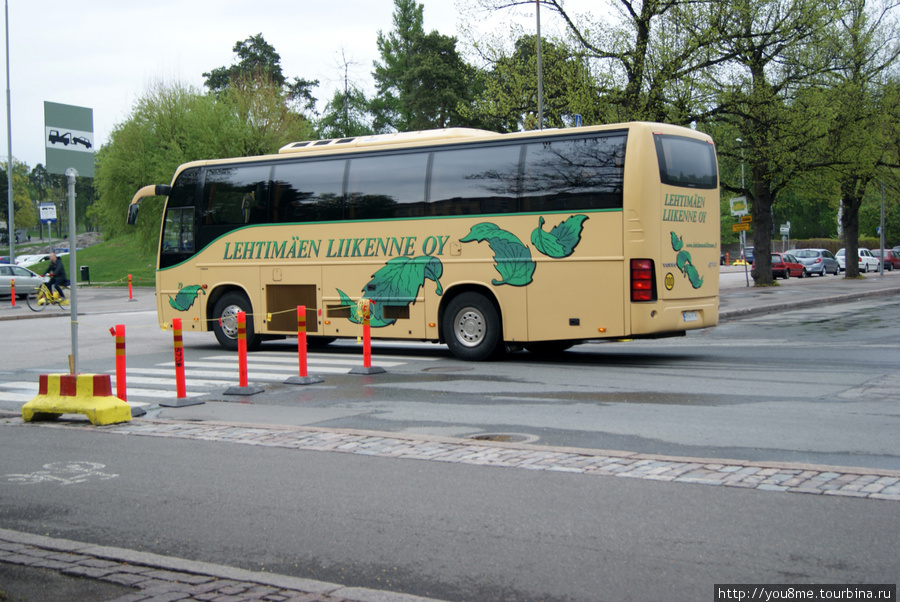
(682, 311), (698, 322)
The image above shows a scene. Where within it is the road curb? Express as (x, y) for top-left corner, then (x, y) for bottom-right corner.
(0, 527), (445, 602)
(720, 285), (900, 321)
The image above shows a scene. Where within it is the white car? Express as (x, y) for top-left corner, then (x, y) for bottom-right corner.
(836, 248), (880, 272)
(15, 254), (49, 267)
(0, 263), (44, 298)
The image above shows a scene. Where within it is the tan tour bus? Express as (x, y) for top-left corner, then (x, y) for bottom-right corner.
(127, 122), (720, 360)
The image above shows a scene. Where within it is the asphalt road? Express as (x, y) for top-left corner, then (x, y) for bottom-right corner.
(2, 425), (898, 602)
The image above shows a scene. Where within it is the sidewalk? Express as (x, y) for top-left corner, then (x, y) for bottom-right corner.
(719, 266), (900, 320)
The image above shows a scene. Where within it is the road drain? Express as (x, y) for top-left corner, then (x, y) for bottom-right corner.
(467, 432), (539, 444)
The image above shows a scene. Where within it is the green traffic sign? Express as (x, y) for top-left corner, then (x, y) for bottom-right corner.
(44, 101), (94, 177)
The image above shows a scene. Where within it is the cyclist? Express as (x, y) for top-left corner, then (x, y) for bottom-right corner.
(44, 252), (67, 300)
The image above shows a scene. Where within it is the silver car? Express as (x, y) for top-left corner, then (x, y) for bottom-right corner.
(0, 263), (44, 298)
(789, 249), (840, 276)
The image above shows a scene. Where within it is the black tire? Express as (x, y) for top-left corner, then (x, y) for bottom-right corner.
(212, 292), (261, 351)
(799, 269), (806, 278)
(25, 290), (48, 312)
(442, 292), (501, 361)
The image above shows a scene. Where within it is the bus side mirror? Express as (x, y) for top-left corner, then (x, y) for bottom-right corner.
(127, 204), (139, 225)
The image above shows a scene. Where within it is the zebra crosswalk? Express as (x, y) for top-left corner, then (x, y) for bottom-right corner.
(0, 350), (437, 413)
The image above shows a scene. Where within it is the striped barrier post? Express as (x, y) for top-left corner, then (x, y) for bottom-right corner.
(349, 299), (386, 375)
(284, 305), (323, 385)
(224, 311), (265, 395)
(110, 324), (126, 401)
(237, 311), (248, 387)
(173, 318), (186, 398)
(159, 317), (204, 408)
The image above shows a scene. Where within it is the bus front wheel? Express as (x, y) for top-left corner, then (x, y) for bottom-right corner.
(212, 292), (261, 351)
(442, 292), (501, 361)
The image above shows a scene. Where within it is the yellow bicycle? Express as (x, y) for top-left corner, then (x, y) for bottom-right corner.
(25, 280), (70, 312)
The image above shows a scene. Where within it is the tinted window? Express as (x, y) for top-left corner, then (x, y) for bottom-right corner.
(272, 159), (346, 222)
(160, 168), (201, 267)
(347, 153), (428, 219)
(522, 135), (626, 210)
(202, 165), (270, 226)
(430, 144), (522, 215)
(654, 134), (718, 189)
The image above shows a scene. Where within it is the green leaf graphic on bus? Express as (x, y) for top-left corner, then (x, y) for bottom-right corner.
(336, 256), (444, 327)
(460, 222), (535, 286)
(669, 231), (703, 289)
(531, 215), (589, 259)
(168, 284), (205, 312)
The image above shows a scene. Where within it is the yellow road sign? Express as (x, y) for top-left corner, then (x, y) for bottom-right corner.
(740, 215), (753, 223)
(732, 223), (750, 232)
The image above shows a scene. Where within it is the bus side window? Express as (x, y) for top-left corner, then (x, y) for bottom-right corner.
(272, 159), (346, 223)
(203, 165), (271, 226)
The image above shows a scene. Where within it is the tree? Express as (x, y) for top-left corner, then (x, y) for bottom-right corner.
(318, 87), (374, 139)
(704, 0), (838, 285)
(92, 80), (314, 247)
(203, 33), (319, 112)
(472, 0), (732, 123)
(0, 160), (37, 234)
(820, 0), (900, 276)
(372, 0), (478, 132)
(465, 34), (601, 131)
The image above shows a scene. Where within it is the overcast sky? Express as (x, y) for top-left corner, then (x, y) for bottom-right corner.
(1, 0), (593, 170)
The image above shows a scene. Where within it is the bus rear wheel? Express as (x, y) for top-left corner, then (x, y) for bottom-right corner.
(212, 292), (261, 351)
(442, 292), (501, 361)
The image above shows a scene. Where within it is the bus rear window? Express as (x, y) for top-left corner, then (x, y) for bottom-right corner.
(653, 134), (717, 189)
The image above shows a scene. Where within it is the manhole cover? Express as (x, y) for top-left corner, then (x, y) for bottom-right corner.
(467, 432), (539, 444)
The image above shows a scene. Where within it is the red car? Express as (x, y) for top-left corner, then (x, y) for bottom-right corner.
(752, 252), (806, 280)
(870, 249), (900, 271)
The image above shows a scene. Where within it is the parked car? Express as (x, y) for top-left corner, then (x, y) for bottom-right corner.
(870, 249), (900, 271)
(15, 254), (49, 267)
(0, 263), (44, 298)
(836, 248), (880, 272)
(751, 252), (806, 280)
(789, 248), (840, 276)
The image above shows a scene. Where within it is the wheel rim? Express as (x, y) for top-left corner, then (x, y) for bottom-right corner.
(452, 307), (486, 348)
(219, 304), (244, 339)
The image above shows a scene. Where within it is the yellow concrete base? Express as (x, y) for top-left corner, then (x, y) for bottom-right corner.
(22, 374), (132, 426)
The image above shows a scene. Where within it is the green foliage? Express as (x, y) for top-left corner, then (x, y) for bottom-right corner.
(466, 35), (604, 130)
(372, 0), (479, 132)
(203, 33), (320, 112)
(317, 87), (375, 139)
(0, 160), (37, 230)
(93, 79), (314, 250)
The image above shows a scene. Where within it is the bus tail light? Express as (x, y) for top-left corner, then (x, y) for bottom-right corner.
(631, 259), (656, 302)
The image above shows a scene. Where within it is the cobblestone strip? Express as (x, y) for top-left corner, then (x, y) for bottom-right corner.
(12, 417), (899, 502)
(0, 528), (441, 602)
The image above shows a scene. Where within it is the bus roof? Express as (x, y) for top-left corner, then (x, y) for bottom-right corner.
(278, 127), (500, 154)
